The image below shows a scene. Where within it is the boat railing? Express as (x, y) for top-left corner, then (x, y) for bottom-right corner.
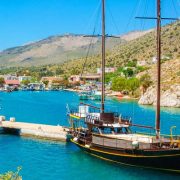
(92, 134), (163, 150)
(92, 134), (140, 150)
(85, 114), (103, 126)
(118, 115), (132, 125)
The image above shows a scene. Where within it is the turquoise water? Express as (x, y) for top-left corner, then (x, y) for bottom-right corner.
(0, 91), (180, 179)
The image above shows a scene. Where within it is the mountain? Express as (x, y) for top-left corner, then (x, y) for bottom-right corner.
(120, 29), (153, 41)
(60, 21), (180, 74)
(0, 21), (179, 80)
(0, 34), (124, 67)
(0, 28), (153, 68)
(107, 21), (180, 66)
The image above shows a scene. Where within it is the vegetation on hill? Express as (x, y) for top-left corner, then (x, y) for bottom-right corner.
(59, 21), (180, 74)
(0, 35), (124, 67)
(0, 21), (179, 94)
(111, 77), (140, 96)
(137, 58), (180, 91)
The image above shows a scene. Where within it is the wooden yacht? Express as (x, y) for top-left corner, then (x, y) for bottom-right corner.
(68, 0), (180, 173)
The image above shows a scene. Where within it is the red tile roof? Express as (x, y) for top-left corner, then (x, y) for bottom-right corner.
(5, 80), (20, 85)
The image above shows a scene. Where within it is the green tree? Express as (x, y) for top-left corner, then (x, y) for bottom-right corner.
(105, 73), (116, 83)
(30, 77), (38, 83)
(140, 74), (152, 93)
(55, 68), (64, 75)
(0, 77), (5, 87)
(126, 78), (140, 95)
(122, 68), (134, 77)
(111, 77), (126, 91)
(126, 59), (137, 67)
(42, 80), (49, 87)
(21, 79), (30, 86)
(136, 66), (149, 73)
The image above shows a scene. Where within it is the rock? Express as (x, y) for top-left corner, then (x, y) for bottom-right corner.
(138, 84), (180, 108)
(160, 85), (180, 107)
(138, 86), (156, 105)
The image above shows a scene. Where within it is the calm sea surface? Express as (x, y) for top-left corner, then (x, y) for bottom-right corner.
(0, 91), (179, 180)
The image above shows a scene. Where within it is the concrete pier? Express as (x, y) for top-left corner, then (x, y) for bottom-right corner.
(0, 121), (70, 141)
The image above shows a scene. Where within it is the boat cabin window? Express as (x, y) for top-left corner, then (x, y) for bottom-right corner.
(117, 127), (131, 134)
(92, 127), (101, 134)
(102, 128), (112, 134)
(92, 127), (132, 134)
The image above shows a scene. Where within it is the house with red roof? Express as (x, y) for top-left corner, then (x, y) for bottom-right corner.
(5, 80), (20, 87)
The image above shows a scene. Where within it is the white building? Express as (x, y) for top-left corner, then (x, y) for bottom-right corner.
(152, 56), (157, 63)
(18, 75), (32, 82)
(69, 75), (80, 84)
(4, 74), (18, 80)
(97, 67), (116, 74)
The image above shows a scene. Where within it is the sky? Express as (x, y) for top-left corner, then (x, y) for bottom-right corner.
(0, 0), (179, 50)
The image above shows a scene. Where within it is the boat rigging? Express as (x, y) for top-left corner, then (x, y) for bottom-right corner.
(67, 0), (180, 173)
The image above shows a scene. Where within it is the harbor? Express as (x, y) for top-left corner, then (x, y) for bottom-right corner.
(0, 91), (179, 179)
(0, 119), (69, 141)
(0, 0), (179, 178)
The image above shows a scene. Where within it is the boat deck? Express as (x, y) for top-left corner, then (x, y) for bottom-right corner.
(102, 134), (171, 143)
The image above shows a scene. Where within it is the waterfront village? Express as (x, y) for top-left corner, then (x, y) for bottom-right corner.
(0, 66), (140, 98)
(1, 57), (179, 108)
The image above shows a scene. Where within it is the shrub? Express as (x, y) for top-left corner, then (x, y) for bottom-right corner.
(111, 77), (126, 91)
(140, 74), (152, 93)
(126, 78), (140, 95)
(0, 167), (22, 180)
(21, 79), (30, 86)
(0, 77), (5, 86)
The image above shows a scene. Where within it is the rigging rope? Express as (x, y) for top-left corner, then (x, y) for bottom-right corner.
(82, 0), (101, 35)
(124, 0), (141, 33)
(80, 27), (96, 77)
(80, 1), (101, 77)
(172, 0), (180, 18)
(139, 0), (149, 31)
(106, 5), (120, 35)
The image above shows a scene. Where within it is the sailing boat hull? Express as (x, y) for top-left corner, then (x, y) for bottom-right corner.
(71, 140), (180, 173)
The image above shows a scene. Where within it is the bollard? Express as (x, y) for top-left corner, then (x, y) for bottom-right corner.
(10, 117), (16, 122)
(0, 116), (5, 121)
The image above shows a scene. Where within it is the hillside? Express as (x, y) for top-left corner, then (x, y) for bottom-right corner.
(137, 58), (180, 91)
(0, 21), (179, 82)
(138, 58), (180, 107)
(0, 35), (124, 67)
(60, 21), (180, 74)
(107, 21), (180, 66)
(120, 29), (153, 41)
(0, 29), (152, 67)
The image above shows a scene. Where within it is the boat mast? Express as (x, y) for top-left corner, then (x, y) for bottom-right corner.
(101, 0), (105, 113)
(156, 0), (161, 138)
(136, 0), (177, 138)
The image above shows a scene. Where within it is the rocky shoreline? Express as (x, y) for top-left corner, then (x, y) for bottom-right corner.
(138, 84), (180, 108)
(64, 86), (180, 108)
